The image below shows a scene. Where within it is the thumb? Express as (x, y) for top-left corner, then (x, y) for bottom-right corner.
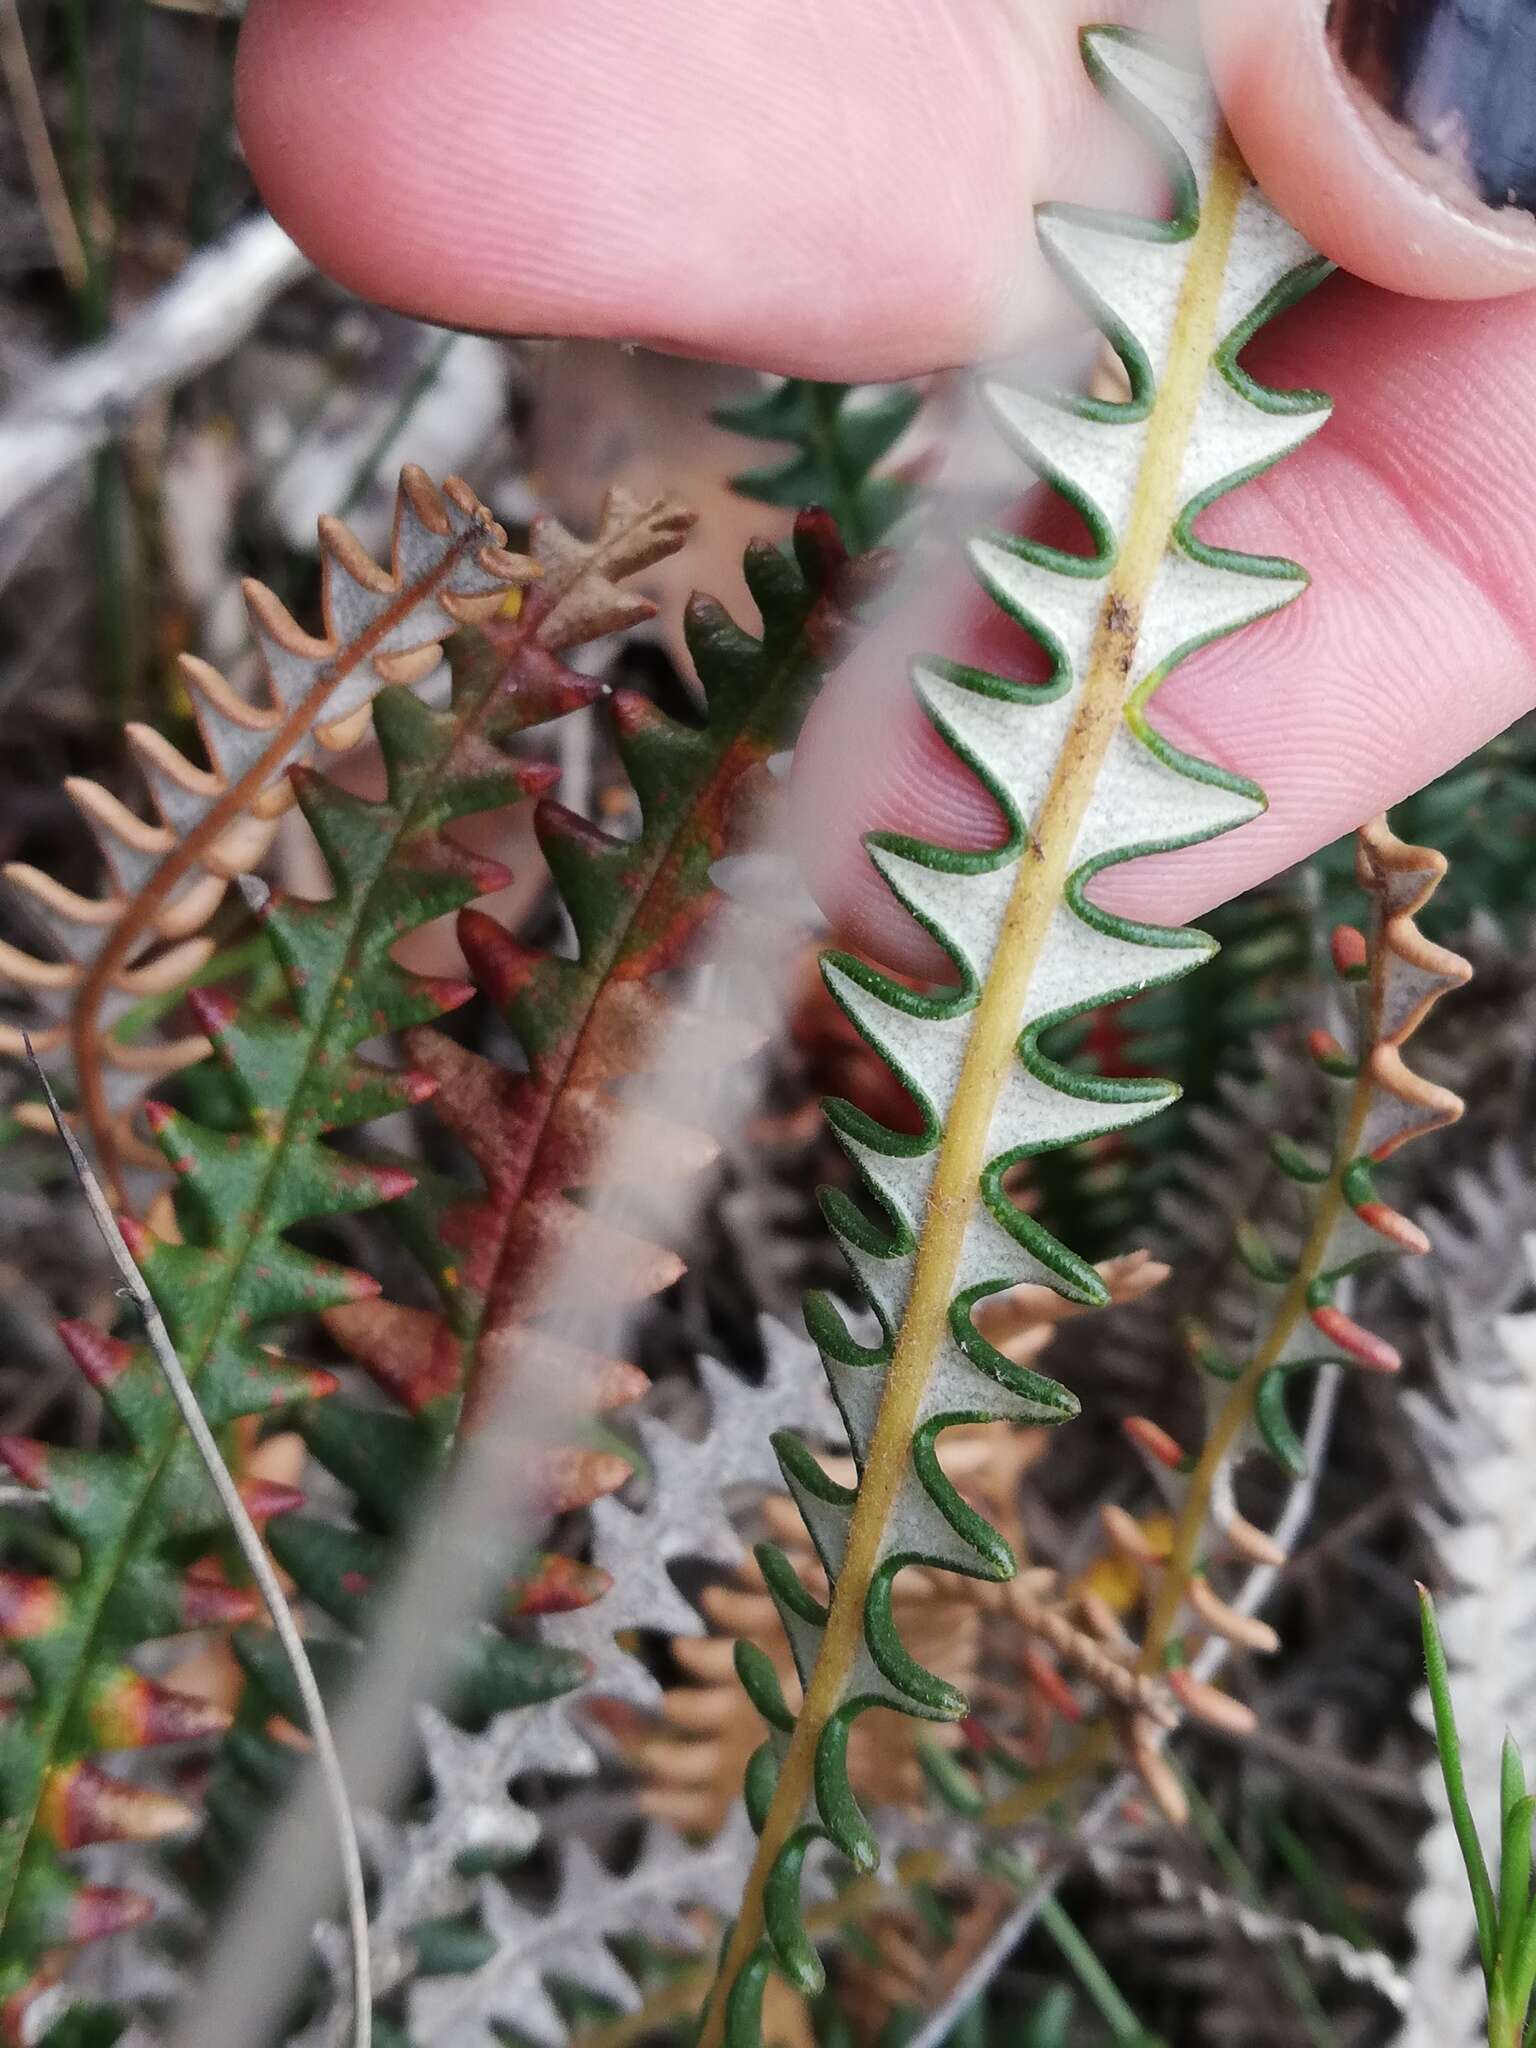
(1207, 0), (1536, 301)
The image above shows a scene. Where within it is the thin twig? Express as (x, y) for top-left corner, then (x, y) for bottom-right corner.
(25, 1039), (371, 2048)
(0, 0), (88, 290)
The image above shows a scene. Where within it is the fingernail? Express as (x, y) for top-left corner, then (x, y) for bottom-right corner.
(1328, 0), (1536, 217)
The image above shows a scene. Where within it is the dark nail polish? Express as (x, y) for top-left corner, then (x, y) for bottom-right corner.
(1328, 0), (1536, 216)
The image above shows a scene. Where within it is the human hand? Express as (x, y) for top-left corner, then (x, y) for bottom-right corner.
(236, 0), (1536, 968)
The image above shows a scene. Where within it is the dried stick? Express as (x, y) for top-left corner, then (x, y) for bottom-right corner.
(0, 213), (308, 521)
(0, 0), (87, 290)
(25, 1040), (370, 2048)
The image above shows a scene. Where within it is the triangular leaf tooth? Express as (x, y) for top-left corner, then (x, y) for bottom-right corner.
(964, 534), (1105, 673)
(1135, 546), (1304, 683)
(865, 841), (1015, 986)
(726, 452), (824, 508)
(910, 658), (1076, 829)
(820, 958), (967, 1125)
(879, 1440), (1006, 1578)
(712, 379), (820, 437)
(63, 775), (172, 897)
(992, 1053), (1173, 1158)
(609, 688), (706, 816)
(535, 801), (632, 951)
(539, 1445), (637, 1517)
(1031, 213), (1187, 371)
(234, 1475), (305, 1524)
(243, 577), (328, 712)
(1176, 366), (1329, 506)
(926, 1317), (1079, 1431)
(182, 651), (279, 783)
(684, 592), (770, 702)
(324, 1298), (461, 1416)
(486, 1199), (685, 1331)
(508, 1552), (612, 1618)
(741, 538), (809, 631)
(453, 909), (552, 1033)
(1073, 725), (1262, 865)
(824, 1202), (912, 1332)
(825, 1111), (933, 1240)
(836, 387), (923, 476)
(473, 625), (608, 730)
(274, 769), (390, 894)
(566, 1094), (721, 1189)
(1026, 902), (1208, 1021)
(1222, 179), (1332, 334)
(392, 823), (514, 901)
(84, 1669), (232, 1750)
(1377, 941), (1473, 1045)
(452, 1630), (589, 1721)
(476, 1327), (650, 1421)
(219, 1348), (338, 1419)
(773, 1432), (855, 1583)
(125, 718), (221, 837)
(37, 1760), (195, 1849)
(177, 1576), (262, 1628)
(756, 1543), (828, 1691)
(1079, 27), (1214, 177)
(1362, 1046), (1464, 1159)
(55, 1327), (171, 1441)
(35, 1881), (155, 1949)
(265, 1146), (416, 1232)
(529, 488), (692, 650)
(0, 1571), (66, 1642)
(0, 1440), (133, 1549)
(983, 383), (1144, 541)
(804, 1291), (887, 1464)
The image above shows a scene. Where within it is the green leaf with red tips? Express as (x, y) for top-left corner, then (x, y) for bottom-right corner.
(331, 499), (878, 1455)
(0, 610), (604, 2010)
(82, 1670), (230, 1752)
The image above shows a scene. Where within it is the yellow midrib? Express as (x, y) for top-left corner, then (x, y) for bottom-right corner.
(698, 130), (1247, 2048)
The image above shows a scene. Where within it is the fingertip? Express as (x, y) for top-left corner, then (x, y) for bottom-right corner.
(1206, 0), (1536, 302)
(234, 0), (1079, 379)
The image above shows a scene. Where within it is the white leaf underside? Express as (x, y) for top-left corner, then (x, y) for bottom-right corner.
(767, 31), (1329, 1698)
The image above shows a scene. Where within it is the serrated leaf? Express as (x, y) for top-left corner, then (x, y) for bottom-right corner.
(700, 32), (1336, 2043)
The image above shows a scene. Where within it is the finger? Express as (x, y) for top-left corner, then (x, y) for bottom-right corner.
(1207, 0), (1536, 301)
(790, 273), (1536, 972)
(235, 0), (1172, 380)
